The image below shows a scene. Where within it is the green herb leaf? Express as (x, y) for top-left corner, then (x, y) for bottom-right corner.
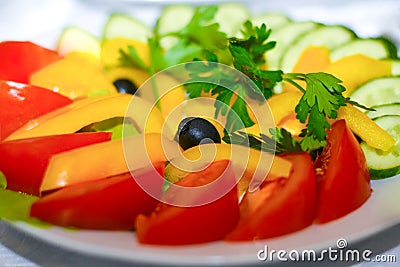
(270, 127), (303, 154)
(224, 127), (303, 155)
(163, 40), (203, 67)
(119, 45), (149, 71)
(284, 72), (348, 151)
(185, 20), (283, 133)
(175, 6), (228, 52)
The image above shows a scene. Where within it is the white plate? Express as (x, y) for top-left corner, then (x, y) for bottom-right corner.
(1, 177), (400, 266)
(1, 0), (400, 266)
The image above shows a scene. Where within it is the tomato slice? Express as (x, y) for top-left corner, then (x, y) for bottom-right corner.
(0, 132), (111, 196)
(30, 164), (164, 230)
(0, 80), (72, 141)
(0, 41), (61, 83)
(314, 119), (371, 223)
(135, 160), (240, 245)
(225, 153), (317, 241)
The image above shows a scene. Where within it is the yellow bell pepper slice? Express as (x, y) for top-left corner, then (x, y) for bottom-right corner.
(40, 133), (179, 193)
(6, 94), (169, 141)
(283, 46), (331, 92)
(65, 51), (103, 71)
(104, 66), (149, 88)
(268, 91), (303, 124)
(337, 104), (395, 151)
(101, 37), (150, 69)
(164, 143), (293, 195)
(293, 46), (331, 73)
(323, 54), (392, 96)
(30, 55), (117, 99)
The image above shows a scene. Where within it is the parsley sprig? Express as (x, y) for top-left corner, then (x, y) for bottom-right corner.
(185, 21), (281, 132)
(119, 5), (367, 153)
(282, 72), (348, 150)
(119, 6), (228, 74)
(185, 19), (365, 152)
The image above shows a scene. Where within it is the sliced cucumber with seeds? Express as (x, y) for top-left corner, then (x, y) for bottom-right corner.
(102, 13), (152, 43)
(280, 25), (356, 72)
(350, 77), (400, 107)
(156, 5), (195, 50)
(361, 115), (400, 179)
(266, 21), (319, 70)
(366, 103), (400, 119)
(251, 13), (291, 30)
(330, 38), (398, 62)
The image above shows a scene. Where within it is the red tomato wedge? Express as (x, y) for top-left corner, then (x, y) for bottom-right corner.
(225, 153), (317, 241)
(30, 165), (164, 230)
(0, 81), (72, 141)
(135, 160), (240, 245)
(314, 119), (371, 223)
(0, 132), (111, 196)
(0, 41), (62, 83)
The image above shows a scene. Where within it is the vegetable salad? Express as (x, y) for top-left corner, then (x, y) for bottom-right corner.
(0, 2), (399, 245)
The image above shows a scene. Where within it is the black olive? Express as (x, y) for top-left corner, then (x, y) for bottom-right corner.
(177, 117), (221, 150)
(113, 79), (138, 94)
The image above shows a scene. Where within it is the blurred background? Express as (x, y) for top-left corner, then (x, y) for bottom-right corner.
(0, 0), (399, 50)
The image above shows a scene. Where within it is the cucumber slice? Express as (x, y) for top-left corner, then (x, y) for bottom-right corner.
(213, 2), (250, 37)
(366, 103), (400, 119)
(280, 25), (356, 72)
(156, 5), (195, 50)
(102, 13), (152, 43)
(266, 21), (319, 70)
(57, 26), (101, 57)
(350, 77), (400, 107)
(390, 59), (400, 75)
(251, 13), (291, 30)
(361, 115), (400, 179)
(330, 38), (398, 62)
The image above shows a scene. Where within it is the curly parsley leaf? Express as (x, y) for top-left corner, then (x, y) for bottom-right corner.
(173, 5), (228, 52)
(185, 21), (284, 132)
(270, 127), (303, 154)
(283, 72), (348, 151)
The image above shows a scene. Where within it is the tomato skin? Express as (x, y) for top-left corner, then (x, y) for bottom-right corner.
(30, 164), (164, 230)
(0, 41), (61, 84)
(135, 160), (240, 245)
(0, 80), (72, 141)
(314, 119), (371, 223)
(0, 132), (112, 196)
(225, 153), (317, 241)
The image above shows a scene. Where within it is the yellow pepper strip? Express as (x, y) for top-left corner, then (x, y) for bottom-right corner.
(104, 66), (149, 87)
(30, 55), (117, 99)
(283, 46), (331, 92)
(65, 51), (103, 71)
(101, 37), (150, 69)
(337, 104), (395, 151)
(323, 54), (392, 96)
(268, 91), (303, 124)
(6, 94), (169, 141)
(292, 46), (331, 73)
(41, 133), (179, 193)
(164, 143), (293, 195)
